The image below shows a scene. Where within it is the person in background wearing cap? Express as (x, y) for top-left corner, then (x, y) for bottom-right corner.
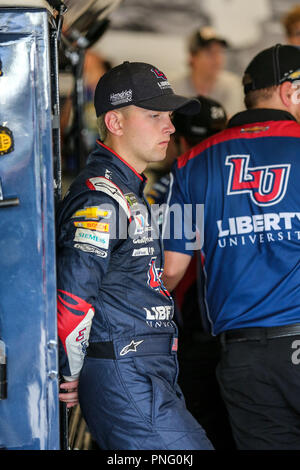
(282, 5), (300, 47)
(55, 60), (214, 450)
(146, 96), (236, 450)
(162, 44), (300, 450)
(172, 26), (244, 118)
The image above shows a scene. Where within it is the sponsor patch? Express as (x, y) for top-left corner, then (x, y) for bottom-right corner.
(241, 126), (270, 133)
(86, 177), (132, 219)
(74, 228), (110, 249)
(74, 243), (108, 258)
(72, 206), (111, 220)
(0, 126), (14, 156)
(133, 236), (153, 244)
(132, 247), (155, 257)
(125, 192), (139, 207)
(133, 212), (147, 235)
(74, 221), (109, 232)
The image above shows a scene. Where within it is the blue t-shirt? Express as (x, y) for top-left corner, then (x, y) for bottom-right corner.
(164, 109), (300, 335)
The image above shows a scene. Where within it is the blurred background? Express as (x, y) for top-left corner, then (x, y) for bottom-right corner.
(59, 0), (300, 190)
(90, 0), (295, 78)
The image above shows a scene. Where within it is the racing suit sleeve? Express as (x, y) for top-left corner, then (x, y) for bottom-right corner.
(56, 192), (125, 380)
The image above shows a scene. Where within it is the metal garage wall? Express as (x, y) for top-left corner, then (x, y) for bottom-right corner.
(0, 7), (59, 450)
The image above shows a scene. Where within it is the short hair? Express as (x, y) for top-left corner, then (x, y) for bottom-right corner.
(282, 6), (300, 36)
(96, 107), (131, 142)
(244, 86), (277, 109)
(96, 114), (107, 141)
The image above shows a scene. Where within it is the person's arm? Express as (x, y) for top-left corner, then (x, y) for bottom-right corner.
(162, 166), (195, 292)
(162, 250), (192, 292)
(56, 192), (122, 406)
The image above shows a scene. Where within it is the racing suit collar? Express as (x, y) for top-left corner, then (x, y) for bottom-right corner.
(227, 108), (297, 128)
(89, 140), (148, 195)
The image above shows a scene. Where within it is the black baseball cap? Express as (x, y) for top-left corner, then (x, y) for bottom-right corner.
(243, 44), (300, 93)
(188, 26), (228, 55)
(94, 61), (201, 116)
(172, 95), (227, 141)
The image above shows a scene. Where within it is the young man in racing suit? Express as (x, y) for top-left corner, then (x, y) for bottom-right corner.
(56, 61), (213, 450)
(162, 44), (300, 450)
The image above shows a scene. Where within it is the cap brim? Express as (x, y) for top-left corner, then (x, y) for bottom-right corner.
(210, 38), (228, 47)
(198, 38), (228, 49)
(136, 94), (201, 115)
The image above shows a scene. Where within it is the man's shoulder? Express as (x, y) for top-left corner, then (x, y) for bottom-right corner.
(57, 163), (132, 223)
(176, 129), (230, 169)
(177, 117), (300, 170)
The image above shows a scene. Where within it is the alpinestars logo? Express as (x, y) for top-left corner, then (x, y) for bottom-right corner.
(226, 155), (291, 206)
(120, 339), (144, 356)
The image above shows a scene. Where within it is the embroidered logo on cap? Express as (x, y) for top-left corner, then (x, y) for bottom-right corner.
(110, 89), (133, 106)
(151, 67), (167, 80)
(151, 67), (172, 90)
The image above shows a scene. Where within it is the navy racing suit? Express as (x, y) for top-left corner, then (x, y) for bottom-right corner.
(56, 141), (213, 450)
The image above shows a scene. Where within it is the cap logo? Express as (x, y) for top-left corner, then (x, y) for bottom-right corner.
(211, 106), (225, 119)
(151, 67), (172, 91)
(283, 69), (300, 81)
(151, 67), (167, 80)
(110, 89), (133, 106)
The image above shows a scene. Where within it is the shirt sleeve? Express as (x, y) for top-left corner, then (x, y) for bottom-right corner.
(163, 162), (202, 257)
(56, 191), (125, 379)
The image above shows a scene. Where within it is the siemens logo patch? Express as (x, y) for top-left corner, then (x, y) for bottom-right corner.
(74, 228), (109, 249)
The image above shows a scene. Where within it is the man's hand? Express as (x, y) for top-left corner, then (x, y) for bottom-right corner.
(59, 379), (79, 408)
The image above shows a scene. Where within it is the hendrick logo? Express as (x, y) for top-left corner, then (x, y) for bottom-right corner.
(226, 155), (291, 206)
(110, 89), (133, 106)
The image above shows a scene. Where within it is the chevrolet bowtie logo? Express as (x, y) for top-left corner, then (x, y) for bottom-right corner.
(120, 339), (144, 356)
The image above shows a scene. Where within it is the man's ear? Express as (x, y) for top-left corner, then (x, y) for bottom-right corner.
(279, 81), (294, 107)
(104, 110), (124, 136)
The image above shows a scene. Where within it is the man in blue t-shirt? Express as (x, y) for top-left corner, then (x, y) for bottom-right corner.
(163, 44), (300, 450)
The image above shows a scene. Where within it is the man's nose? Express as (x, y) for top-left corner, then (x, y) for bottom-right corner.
(164, 115), (175, 134)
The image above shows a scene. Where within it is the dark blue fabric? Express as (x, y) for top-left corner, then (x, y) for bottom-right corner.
(56, 142), (213, 450)
(164, 109), (300, 335)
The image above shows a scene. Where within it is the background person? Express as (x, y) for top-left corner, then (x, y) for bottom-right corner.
(172, 26), (244, 117)
(282, 5), (300, 46)
(162, 44), (300, 450)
